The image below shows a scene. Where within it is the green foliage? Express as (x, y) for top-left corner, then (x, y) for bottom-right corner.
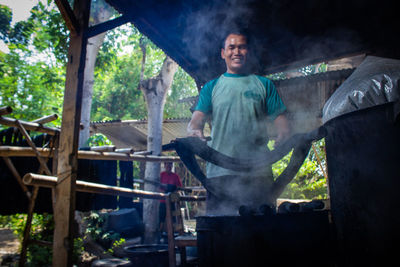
(107, 237), (126, 254)
(271, 138), (328, 200)
(84, 211), (124, 251)
(0, 4), (12, 40)
(165, 66), (198, 118)
(0, 213), (54, 266)
(0, 1), (66, 128)
(0, 213), (85, 266)
(86, 133), (113, 146)
(91, 25), (197, 121)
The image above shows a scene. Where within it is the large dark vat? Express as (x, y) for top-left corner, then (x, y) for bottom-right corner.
(123, 244), (168, 267)
(196, 211), (334, 267)
(325, 101), (400, 266)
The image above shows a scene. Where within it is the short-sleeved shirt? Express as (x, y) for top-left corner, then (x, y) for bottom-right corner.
(159, 171), (182, 203)
(195, 73), (286, 179)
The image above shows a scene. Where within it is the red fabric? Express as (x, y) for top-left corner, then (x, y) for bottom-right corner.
(159, 171), (182, 203)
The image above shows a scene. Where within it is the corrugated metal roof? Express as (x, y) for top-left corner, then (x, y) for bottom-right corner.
(90, 118), (211, 150)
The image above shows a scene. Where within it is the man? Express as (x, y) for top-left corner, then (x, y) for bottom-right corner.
(187, 31), (290, 215)
(159, 162), (182, 232)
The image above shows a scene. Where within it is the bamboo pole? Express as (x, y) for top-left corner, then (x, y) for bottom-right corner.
(23, 173), (167, 200)
(133, 150), (152, 155)
(0, 116), (59, 135)
(19, 186), (39, 267)
(0, 146), (181, 162)
(0, 106), (12, 116)
(15, 120), (52, 176)
(115, 148), (134, 154)
(22, 173), (205, 202)
(32, 114), (59, 124)
(90, 145), (115, 152)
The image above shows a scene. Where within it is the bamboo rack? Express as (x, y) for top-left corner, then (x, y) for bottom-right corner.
(0, 146), (181, 162)
(0, 116), (59, 135)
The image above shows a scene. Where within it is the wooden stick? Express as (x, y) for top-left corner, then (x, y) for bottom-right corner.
(0, 106), (12, 116)
(0, 146), (181, 162)
(90, 145), (115, 152)
(15, 120), (52, 176)
(23, 173), (167, 200)
(32, 114), (58, 124)
(19, 186), (39, 267)
(0, 117), (59, 135)
(311, 142), (328, 180)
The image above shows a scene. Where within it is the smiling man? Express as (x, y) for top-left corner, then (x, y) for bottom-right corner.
(187, 31), (290, 215)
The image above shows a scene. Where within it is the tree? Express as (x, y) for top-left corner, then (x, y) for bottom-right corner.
(138, 36), (178, 242)
(0, 2), (67, 126)
(79, 0), (114, 146)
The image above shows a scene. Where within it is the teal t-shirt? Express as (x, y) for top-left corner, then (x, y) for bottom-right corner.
(195, 73), (286, 179)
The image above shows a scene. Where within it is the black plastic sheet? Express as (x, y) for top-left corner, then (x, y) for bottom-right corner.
(322, 56), (400, 123)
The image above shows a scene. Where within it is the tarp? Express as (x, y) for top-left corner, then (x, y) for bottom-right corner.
(322, 56), (400, 123)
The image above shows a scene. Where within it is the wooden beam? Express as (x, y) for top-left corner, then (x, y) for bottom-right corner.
(86, 15), (132, 38)
(52, 0), (90, 266)
(55, 0), (80, 36)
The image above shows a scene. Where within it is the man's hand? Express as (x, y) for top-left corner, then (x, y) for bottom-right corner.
(273, 114), (290, 147)
(187, 111), (207, 141)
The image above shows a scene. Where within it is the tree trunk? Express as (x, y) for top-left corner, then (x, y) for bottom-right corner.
(140, 56), (178, 243)
(79, 8), (112, 147)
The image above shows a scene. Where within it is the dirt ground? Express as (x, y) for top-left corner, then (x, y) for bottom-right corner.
(0, 228), (20, 265)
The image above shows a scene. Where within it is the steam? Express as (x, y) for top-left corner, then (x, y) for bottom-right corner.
(180, 0), (365, 215)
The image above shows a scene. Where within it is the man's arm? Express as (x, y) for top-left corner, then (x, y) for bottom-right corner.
(273, 114), (290, 147)
(187, 110), (207, 141)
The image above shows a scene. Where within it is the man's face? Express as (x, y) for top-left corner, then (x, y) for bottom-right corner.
(221, 34), (249, 74)
(165, 163), (172, 172)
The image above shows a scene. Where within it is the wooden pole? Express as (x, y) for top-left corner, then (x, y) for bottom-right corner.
(165, 193), (177, 267)
(52, 0), (90, 265)
(23, 173), (166, 200)
(32, 114), (59, 124)
(18, 186), (39, 267)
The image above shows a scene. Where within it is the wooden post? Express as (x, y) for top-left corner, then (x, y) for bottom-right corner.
(165, 193), (177, 267)
(52, 0), (90, 266)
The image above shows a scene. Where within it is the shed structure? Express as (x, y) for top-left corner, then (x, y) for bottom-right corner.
(34, 0), (400, 265)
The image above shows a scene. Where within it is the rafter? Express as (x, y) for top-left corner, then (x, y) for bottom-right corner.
(55, 0), (80, 35)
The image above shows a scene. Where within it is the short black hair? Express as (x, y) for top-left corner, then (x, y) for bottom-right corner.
(221, 30), (251, 49)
